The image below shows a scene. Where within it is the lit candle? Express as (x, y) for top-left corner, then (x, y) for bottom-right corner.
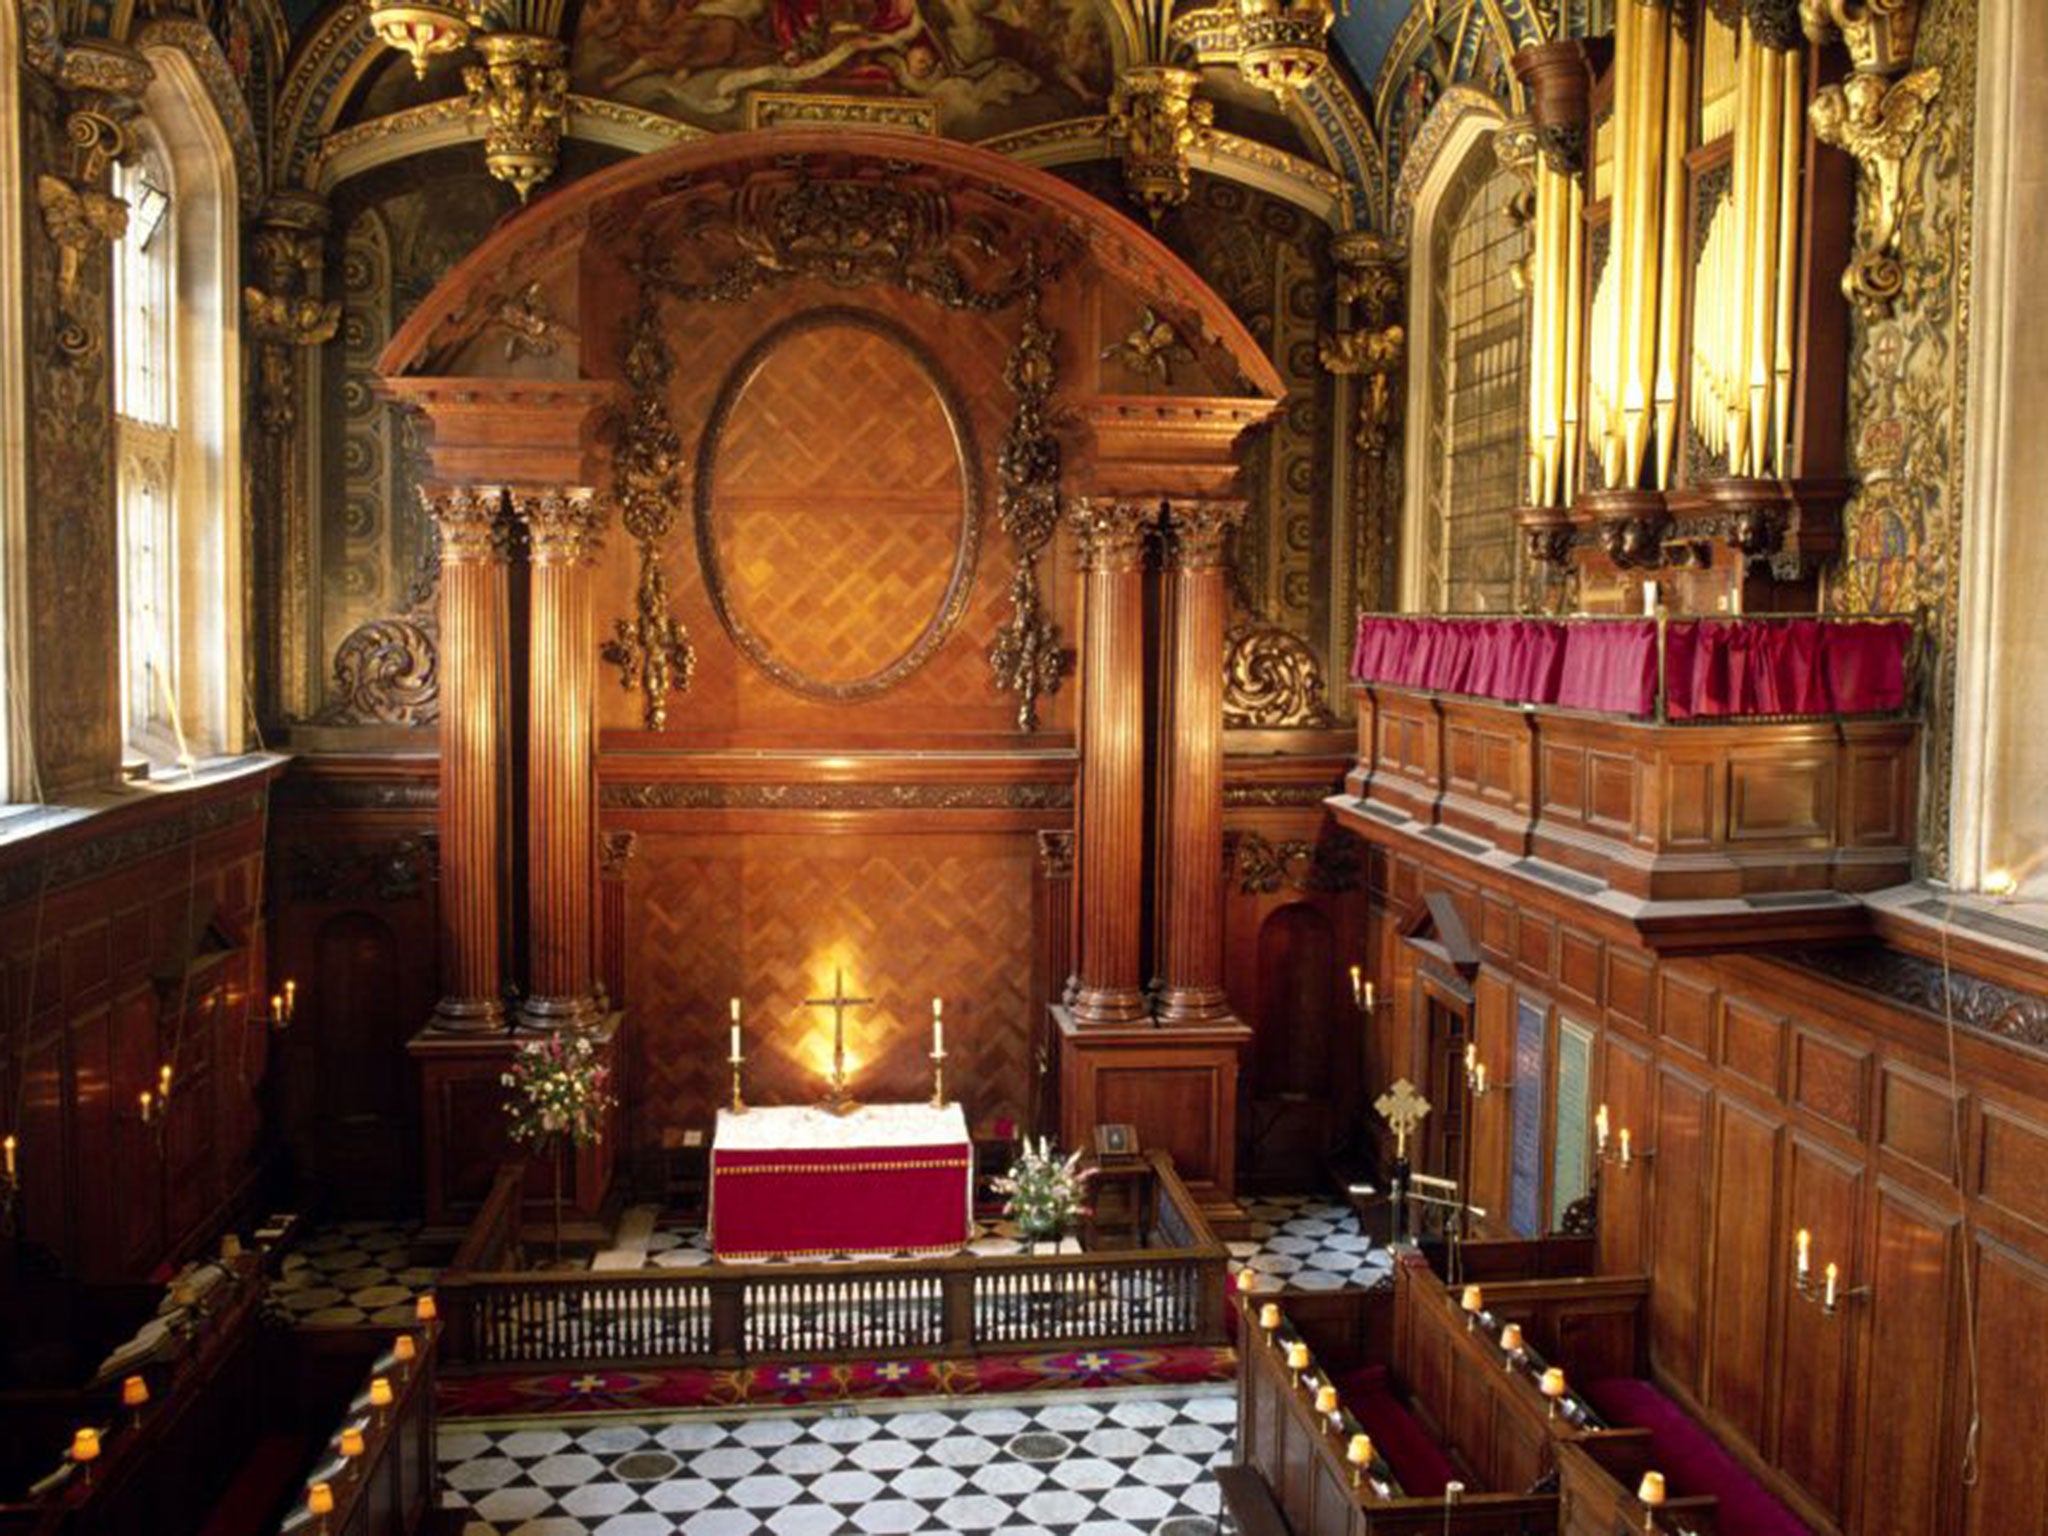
(1619, 1127), (1632, 1167)
(339, 1427), (366, 1458)
(159, 1063), (172, 1097)
(1474, 1063), (1488, 1094)
(1795, 1227), (1811, 1278)
(1824, 1262), (1838, 1309)
(730, 1022), (741, 1060)
(1258, 1303), (1282, 1332)
(932, 998), (943, 1054)
(284, 979), (297, 1017)
(1363, 981), (1376, 1011)
(307, 1482), (334, 1517)
(121, 1375), (149, 1410)
(139, 1089), (153, 1121)
(70, 1428), (100, 1465)
(368, 1377), (394, 1410)
(392, 1334), (416, 1363)
(1349, 964), (1362, 1001)
(1595, 1103), (1611, 1151)
(1285, 1342), (1311, 1373)
(1465, 1042), (1478, 1076)
(1315, 1384), (1339, 1415)
(271, 994), (285, 1026)
(2, 1133), (14, 1179)
(730, 997), (741, 1024)
(1642, 579), (1658, 616)
(1500, 1322), (1524, 1358)
(415, 1294), (438, 1323)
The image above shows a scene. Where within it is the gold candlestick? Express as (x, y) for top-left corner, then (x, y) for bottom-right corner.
(929, 1048), (946, 1109)
(729, 1051), (746, 1114)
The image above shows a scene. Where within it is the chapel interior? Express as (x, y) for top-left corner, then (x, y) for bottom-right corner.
(1, 0), (2044, 1534)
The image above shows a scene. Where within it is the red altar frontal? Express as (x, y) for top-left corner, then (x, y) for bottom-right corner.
(709, 1102), (974, 1260)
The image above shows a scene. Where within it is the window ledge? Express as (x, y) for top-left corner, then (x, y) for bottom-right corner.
(0, 752), (289, 855)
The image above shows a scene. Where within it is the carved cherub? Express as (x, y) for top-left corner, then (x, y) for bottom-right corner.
(37, 174), (127, 310)
(1100, 305), (1195, 383)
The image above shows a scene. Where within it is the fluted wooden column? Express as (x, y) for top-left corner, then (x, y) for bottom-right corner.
(1068, 498), (1156, 1028)
(515, 487), (605, 1030)
(427, 487), (510, 1031)
(1156, 499), (1245, 1024)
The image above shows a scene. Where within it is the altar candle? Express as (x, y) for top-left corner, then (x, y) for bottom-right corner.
(932, 998), (943, 1053)
(1795, 1227), (1811, 1278)
(1824, 1261), (1838, 1309)
(1595, 1103), (1611, 1151)
(730, 1022), (741, 1061)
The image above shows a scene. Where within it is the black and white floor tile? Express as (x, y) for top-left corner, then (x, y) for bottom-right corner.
(270, 1194), (1389, 1329)
(439, 1390), (1235, 1536)
(1227, 1196), (1390, 1294)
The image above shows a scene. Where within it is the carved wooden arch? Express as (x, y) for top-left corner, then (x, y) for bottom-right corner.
(376, 126), (1285, 402)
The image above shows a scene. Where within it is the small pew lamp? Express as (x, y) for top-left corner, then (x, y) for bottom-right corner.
(392, 1334), (417, 1366)
(1637, 1470), (1667, 1531)
(1285, 1341), (1310, 1386)
(339, 1427), (366, 1460)
(1460, 1284), (1484, 1330)
(121, 1375), (149, 1427)
(1346, 1433), (1374, 1490)
(1498, 1322), (1525, 1369)
(367, 1377), (394, 1422)
(1540, 1367), (1567, 1419)
(1258, 1302), (1282, 1337)
(1235, 1268), (1256, 1296)
(416, 1293), (438, 1324)
(1314, 1384), (1339, 1419)
(307, 1480), (335, 1531)
(69, 1428), (100, 1485)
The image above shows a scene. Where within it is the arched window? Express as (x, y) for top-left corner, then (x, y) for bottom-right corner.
(1426, 143), (1528, 613)
(112, 46), (244, 771)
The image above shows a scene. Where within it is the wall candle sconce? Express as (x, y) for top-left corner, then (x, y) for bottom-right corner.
(1594, 1104), (1653, 1169)
(1792, 1228), (1870, 1315)
(1349, 966), (1378, 1012)
(1466, 1050), (1507, 1098)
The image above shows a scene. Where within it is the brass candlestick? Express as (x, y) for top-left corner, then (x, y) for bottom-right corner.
(929, 1048), (946, 1109)
(729, 1051), (746, 1114)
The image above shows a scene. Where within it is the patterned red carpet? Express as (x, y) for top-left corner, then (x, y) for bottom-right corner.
(438, 1344), (1237, 1419)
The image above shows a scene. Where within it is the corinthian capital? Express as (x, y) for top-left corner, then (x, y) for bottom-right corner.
(514, 487), (606, 565)
(1163, 499), (1247, 570)
(1069, 498), (1158, 572)
(425, 486), (511, 564)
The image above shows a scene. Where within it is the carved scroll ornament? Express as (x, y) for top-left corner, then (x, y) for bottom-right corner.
(987, 266), (1069, 732)
(1807, 66), (1942, 317)
(1222, 620), (1336, 729)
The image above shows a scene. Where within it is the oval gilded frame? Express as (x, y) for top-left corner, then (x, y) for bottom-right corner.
(692, 305), (985, 702)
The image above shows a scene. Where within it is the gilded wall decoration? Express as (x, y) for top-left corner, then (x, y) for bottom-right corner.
(568, 0), (1111, 142)
(1222, 619), (1336, 729)
(602, 290), (696, 730)
(988, 273), (1069, 732)
(1100, 303), (1196, 384)
(1833, 0), (1974, 874)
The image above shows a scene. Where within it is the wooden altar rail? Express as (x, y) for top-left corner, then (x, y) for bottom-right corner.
(1236, 1295), (1556, 1536)
(437, 1150), (1228, 1370)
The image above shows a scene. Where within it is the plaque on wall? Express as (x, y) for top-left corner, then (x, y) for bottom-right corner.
(1509, 996), (1547, 1239)
(1551, 1018), (1594, 1230)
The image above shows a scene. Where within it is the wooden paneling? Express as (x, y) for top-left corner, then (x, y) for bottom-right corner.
(1857, 1185), (1959, 1536)
(1976, 1103), (2048, 1238)
(1718, 995), (1787, 1097)
(1879, 1063), (1961, 1182)
(1777, 1135), (1863, 1518)
(1703, 1097), (1782, 1448)
(1792, 1025), (1871, 1137)
(1597, 1036), (1653, 1275)
(1604, 947), (1652, 1031)
(1657, 967), (1714, 1060)
(1967, 1237), (2048, 1536)
(1649, 1065), (1710, 1392)
(1557, 925), (1603, 1013)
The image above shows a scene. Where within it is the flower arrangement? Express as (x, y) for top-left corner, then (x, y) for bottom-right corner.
(993, 1137), (1094, 1240)
(501, 1032), (613, 1149)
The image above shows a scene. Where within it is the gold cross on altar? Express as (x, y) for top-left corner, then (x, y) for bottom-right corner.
(1375, 1078), (1432, 1159)
(804, 967), (874, 1116)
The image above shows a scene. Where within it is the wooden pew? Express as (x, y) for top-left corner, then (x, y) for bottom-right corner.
(1235, 1295), (1556, 1536)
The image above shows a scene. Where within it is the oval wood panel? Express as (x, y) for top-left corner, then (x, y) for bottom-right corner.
(694, 307), (982, 700)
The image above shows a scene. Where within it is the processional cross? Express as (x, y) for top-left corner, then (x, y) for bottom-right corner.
(804, 967), (874, 1117)
(1374, 1078), (1432, 1160)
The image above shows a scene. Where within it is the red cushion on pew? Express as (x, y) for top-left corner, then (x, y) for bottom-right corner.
(1583, 1379), (1814, 1536)
(1335, 1364), (1458, 1499)
(197, 1431), (315, 1536)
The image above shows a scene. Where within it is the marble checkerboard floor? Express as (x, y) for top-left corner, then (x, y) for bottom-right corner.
(271, 1196), (1391, 1328)
(438, 1389), (1237, 1536)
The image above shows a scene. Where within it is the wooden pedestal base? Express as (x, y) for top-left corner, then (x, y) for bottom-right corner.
(408, 1014), (624, 1244)
(1053, 1006), (1248, 1234)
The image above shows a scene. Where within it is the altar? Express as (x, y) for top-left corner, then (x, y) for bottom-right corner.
(709, 1102), (974, 1260)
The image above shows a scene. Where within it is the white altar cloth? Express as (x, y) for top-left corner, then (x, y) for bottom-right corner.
(713, 1101), (969, 1150)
